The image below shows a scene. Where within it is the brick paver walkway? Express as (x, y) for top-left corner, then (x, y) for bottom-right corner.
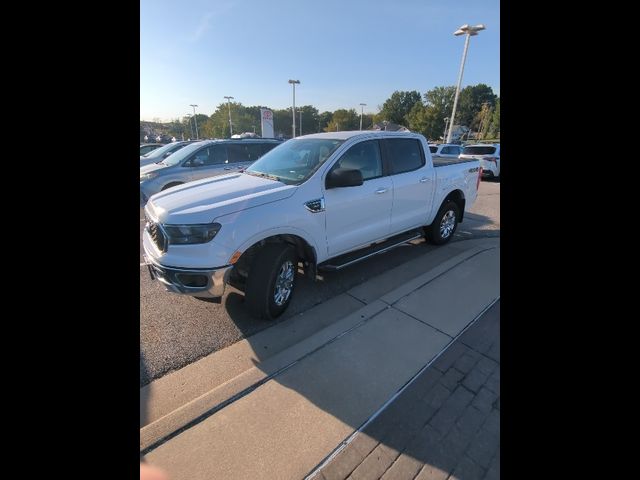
(317, 301), (500, 480)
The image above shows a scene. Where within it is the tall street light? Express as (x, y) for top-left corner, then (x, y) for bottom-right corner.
(190, 104), (199, 140)
(288, 79), (300, 138)
(224, 96), (234, 136)
(359, 103), (367, 130)
(185, 113), (194, 139)
(446, 23), (485, 144)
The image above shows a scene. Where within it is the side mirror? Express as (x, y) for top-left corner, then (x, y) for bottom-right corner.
(326, 168), (363, 189)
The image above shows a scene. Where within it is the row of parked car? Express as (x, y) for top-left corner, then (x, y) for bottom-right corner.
(140, 137), (500, 205)
(140, 138), (282, 202)
(428, 143), (501, 179)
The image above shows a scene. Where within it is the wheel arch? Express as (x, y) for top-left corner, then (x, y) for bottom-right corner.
(232, 229), (319, 281)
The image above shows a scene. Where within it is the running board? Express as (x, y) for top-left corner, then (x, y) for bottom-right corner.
(318, 230), (423, 272)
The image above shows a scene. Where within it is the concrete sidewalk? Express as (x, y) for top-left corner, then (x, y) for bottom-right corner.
(315, 301), (500, 480)
(142, 238), (500, 480)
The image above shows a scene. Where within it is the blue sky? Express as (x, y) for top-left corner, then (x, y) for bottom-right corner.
(140, 0), (499, 121)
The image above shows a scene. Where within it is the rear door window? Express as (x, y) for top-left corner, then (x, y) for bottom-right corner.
(227, 144), (251, 163)
(384, 138), (425, 174)
(194, 144), (227, 166)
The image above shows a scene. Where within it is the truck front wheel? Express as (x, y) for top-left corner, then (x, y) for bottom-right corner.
(425, 201), (460, 245)
(244, 243), (298, 320)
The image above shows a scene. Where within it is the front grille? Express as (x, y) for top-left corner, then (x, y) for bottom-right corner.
(148, 221), (168, 252)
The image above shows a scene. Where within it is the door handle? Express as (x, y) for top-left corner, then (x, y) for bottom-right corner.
(375, 188), (388, 194)
(419, 177), (431, 183)
(224, 167), (232, 170)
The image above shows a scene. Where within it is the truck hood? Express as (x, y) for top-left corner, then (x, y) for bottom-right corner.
(146, 173), (297, 224)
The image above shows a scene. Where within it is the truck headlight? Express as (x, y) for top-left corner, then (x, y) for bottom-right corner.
(163, 223), (222, 245)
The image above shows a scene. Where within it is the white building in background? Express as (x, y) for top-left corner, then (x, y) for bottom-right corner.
(447, 125), (471, 142)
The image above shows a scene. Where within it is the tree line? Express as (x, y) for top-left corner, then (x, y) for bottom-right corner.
(148, 83), (499, 142)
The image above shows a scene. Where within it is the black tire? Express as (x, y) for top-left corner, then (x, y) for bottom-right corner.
(244, 243), (298, 321)
(162, 182), (183, 191)
(425, 200), (460, 245)
(194, 296), (221, 303)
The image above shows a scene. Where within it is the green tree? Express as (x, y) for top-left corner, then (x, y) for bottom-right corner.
(324, 108), (358, 132)
(407, 102), (429, 136)
(273, 108), (293, 138)
(455, 84), (497, 131)
(487, 98), (500, 139)
(318, 111), (333, 132)
(205, 102), (246, 138)
(297, 105), (319, 136)
(166, 118), (188, 140)
(377, 90), (422, 125)
(360, 113), (374, 130)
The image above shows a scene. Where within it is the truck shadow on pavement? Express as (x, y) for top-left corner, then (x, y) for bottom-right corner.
(141, 214), (500, 479)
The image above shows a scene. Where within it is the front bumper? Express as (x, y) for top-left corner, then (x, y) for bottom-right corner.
(143, 254), (233, 299)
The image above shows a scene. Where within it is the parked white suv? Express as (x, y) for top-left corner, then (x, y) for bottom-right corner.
(143, 131), (481, 320)
(460, 144), (500, 179)
(428, 143), (463, 159)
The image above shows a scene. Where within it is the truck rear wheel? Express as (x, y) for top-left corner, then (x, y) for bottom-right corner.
(244, 243), (298, 321)
(425, 201), (460, 245)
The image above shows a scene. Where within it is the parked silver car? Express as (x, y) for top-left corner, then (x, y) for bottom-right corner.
(140, 143), (163, 156)
(140, 141), (196, 167)
(140, 138), (282, 202)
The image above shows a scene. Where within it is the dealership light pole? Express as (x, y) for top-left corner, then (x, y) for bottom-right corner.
(299, 111), (302, 136)
(359, 103), (367, 130)
(185, 113), (194, 139)
(224, 96), (234, 136)
(446, 24), (485, 143)
(189, 104), (199, 140)
(288, 79), (300, 138)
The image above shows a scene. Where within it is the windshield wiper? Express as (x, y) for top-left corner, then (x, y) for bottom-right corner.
(245, 171), (280, 182)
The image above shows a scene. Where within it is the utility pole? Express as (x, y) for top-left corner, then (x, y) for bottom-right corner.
(189, 104), (199, 139)
(224, 96), (234, 136)
(288, 79), (300, 137)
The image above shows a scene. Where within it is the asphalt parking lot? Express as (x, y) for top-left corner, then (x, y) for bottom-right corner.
(140, 179), (500, 386)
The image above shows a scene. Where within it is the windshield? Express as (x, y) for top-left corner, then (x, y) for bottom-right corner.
(143, 142), (180, 159)
(160, 141), (208, 166)
(462, 146), (496, 155)
(245, 138), (345, 185)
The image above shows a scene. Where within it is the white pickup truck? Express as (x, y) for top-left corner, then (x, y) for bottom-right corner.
(143, 131), (482, 320)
